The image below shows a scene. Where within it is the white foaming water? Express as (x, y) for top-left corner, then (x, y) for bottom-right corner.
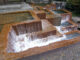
(8, 34), (67, 53)
(55, 26), (69, 34)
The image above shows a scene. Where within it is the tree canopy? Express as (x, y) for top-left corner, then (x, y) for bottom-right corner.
(67, 0), (80, 5)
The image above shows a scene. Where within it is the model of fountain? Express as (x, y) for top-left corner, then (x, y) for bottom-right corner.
(7, 20), (58, 53)
(7, 20), (79, 53)
(0, 3), (80, 60)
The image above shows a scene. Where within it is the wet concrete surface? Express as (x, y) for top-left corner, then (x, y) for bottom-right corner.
(0, 3), (33, 13)
(18, 42), (80, 60)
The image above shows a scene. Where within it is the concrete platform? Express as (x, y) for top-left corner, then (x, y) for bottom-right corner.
(18, 42), (80, 60)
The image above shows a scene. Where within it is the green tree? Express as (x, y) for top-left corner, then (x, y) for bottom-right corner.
(67, 0), (80, 5)
(66, 0), (80, 13)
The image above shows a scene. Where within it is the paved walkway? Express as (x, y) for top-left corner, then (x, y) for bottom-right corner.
(72, 17), (80, 22)
(18, 42), (80, 60)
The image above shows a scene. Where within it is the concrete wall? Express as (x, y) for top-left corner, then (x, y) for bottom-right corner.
(0, 0), (5, 4)
(47, 17), (61, 26)
(12, 21), (42, 35)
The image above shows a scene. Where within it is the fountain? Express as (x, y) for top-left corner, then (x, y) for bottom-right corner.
(0, 2), (80, 60)
(51, 9), (72, 23)
(33, 7), (62, 26)
(52, 1), (66, 9)
(7, 20), (58, 53)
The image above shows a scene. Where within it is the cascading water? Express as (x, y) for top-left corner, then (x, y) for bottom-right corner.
(6, 20), (64, 53)
(7, 33), (67, 53)
(7, 19), (80, 53)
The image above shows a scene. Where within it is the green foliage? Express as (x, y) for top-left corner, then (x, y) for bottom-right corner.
(67, 0), (80, 5)
(66, 0), (80, 13)
(72, 12), (80, 17)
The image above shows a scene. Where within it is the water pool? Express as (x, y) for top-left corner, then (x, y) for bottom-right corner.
(43, 9), (51, 14)
(52, 10), (67, 14)
(61, 22), (72, 27)
(0, 12), (34, 32)
(0, 12), (34, 25)
(65, 33), (80, 40)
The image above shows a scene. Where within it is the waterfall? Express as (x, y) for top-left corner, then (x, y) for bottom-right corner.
(7, 33), (67, 53)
